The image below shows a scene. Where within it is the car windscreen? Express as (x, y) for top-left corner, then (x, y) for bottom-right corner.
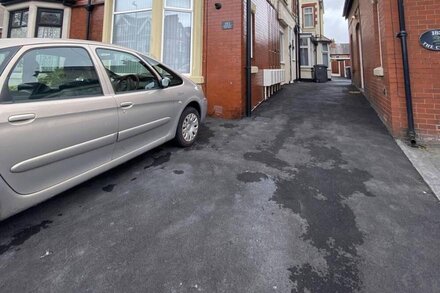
(140, 54), (183, 87)
(0, 47), (20, 75)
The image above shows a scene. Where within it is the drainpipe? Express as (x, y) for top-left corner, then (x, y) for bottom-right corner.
(85, 0), (95, 40)
(289, 42), (293, 83)
(245, 0), (252, 117)
(396, 0), (416, 146)
(297, 0), (301, 81)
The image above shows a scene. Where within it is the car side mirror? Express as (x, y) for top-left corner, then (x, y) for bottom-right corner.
(161, 77), (171, 88)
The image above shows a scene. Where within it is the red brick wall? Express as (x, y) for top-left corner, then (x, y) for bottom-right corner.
(347, 0), (440, 142)
(251, 0), (281, 108)
(203, 0), (280, 118)
(204, 0), (245, 118)
(394, 0), (440, 141)
(349, 0), (392, 127)
(70, 1), (104, 42)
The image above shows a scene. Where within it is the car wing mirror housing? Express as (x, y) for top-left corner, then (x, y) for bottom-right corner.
(161, 77), (171, 88)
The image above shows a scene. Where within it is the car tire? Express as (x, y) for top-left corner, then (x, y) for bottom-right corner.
(175, 107), (200, 147)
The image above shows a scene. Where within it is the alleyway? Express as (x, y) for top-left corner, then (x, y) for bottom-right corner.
(1, 79), (439, 292)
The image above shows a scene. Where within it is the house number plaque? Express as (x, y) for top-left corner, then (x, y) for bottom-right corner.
(420, 30), (440, 51)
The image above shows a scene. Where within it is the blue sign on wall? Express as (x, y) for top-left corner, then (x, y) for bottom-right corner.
(222, 21), (234, 30)
(419, 30), (440, 51)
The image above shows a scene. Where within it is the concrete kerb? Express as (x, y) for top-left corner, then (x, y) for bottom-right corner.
(396, 140), (440, 201)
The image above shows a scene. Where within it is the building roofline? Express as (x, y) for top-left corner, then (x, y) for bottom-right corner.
(343, 0), (353, 18)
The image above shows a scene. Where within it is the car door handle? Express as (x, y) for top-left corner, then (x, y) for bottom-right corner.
(120, 102), (134, 110)
(8, 113), (36, 123)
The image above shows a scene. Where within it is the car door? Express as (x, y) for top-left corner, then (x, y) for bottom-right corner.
(95, 48), (179, 159)
(0, 45), (118, 195)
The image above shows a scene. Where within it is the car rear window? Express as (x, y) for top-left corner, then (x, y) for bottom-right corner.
(7, 47), (103, 103)
(0, 47), (20, 75)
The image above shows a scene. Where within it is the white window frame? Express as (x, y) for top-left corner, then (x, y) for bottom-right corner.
(111, 0), (153, 54)
(161, 0), (194, 75)
(35, 8), (64, 38)
(303, 7), (314, 28)
(280, 30), (284, 64)
(322, 43), (329, 67)
(300, 35), (311, 67)
(289, 27), (295, 61)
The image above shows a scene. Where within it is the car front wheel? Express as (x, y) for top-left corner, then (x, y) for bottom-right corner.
(175, 107), (200, 147)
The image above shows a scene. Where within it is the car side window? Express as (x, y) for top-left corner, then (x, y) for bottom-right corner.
(7, 47), (103, 102)
(96, 49), (161, 94)
(142, 55), (183, 87)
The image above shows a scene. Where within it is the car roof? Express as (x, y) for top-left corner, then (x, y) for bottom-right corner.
(0, 38), (133, 51)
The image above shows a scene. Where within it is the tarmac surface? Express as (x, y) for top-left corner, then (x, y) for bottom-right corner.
(1, 79), (439, 293)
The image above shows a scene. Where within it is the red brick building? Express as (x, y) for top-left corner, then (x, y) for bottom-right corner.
(330, 43), (351, 78)
(344, 0), (440, 143)
(1, 0), (299, 119)
(204, 0), (290, 118)
(69, 0), (104, 42)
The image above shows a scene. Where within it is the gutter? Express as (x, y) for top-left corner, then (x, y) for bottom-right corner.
(296, 0), (301, 80)
(342, 0), (353, 18)
(396, 0), (417, 146)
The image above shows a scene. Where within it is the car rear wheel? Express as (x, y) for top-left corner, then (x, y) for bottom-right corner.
(175, 107), (200, 147)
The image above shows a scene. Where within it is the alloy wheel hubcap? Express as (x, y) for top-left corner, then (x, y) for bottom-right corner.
(182, 113), (199, 142)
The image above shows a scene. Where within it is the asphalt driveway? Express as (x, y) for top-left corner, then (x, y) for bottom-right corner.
(1, 79), (439, 293)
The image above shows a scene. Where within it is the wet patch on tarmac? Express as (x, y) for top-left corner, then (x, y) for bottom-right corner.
(197, 124), (214, 144)
(0, 220), (53, 255)
(102, 184), (116, 192)
(144, 151), (171, 169)
(271, 143), (374, 292)
(173, 170), (184, 175)
(192, 124), (215, 149)
(237, 171), (268, 183)
(221, 123), (239, 129)
(244, 150), (291, 169)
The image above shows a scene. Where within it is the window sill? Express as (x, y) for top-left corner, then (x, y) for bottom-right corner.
(189, 75), (204, 84)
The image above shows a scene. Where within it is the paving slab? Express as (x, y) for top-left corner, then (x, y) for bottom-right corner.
(397, 141), (440, 201)
(0, 79), (439, 293)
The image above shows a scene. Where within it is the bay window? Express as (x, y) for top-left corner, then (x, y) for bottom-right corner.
(300, 36), (310, 66)
(35, 8), (63, 38)
(8, 9), (28, 38)
(163, 0), (193, 74)
(322, 43), (329, 66)
(113, 0), (152, 55)
(5, 3), (70, 39)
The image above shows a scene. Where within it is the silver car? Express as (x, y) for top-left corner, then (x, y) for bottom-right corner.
(0, 39), (207, 220)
